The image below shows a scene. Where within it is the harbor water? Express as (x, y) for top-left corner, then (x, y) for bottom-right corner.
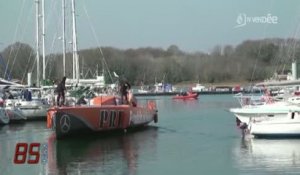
(1, 95), (300, 175)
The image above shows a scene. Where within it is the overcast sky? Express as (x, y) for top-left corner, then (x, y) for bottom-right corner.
(1, 0), (300, 54)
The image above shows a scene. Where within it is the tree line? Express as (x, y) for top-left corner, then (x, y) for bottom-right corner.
(1, 38), (300, 86)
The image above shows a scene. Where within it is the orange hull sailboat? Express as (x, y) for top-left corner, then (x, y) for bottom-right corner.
(47, 96), (158, 139)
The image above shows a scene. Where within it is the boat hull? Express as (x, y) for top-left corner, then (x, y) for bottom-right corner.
(232, 111), (288, 124)
(18, 106), (48, 120)
(230, 95), (300, 138)
(5, 108), (27, 121)
(5, 99), (48, 120)
(47, 104), (158, 139)
(250, 112), (300, 137)
(230, 103), (300, 124)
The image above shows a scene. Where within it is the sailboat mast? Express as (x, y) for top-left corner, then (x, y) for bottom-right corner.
(71, 0), (79, 83)
(35, 0), (40, 87)
(42, 0), (46, 81)
(62, 0), (66, 76)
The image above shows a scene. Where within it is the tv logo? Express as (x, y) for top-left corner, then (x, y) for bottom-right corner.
(235, 13), (278, 28)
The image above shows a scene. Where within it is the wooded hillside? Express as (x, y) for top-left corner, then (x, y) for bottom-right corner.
(1, 38), (299, 85)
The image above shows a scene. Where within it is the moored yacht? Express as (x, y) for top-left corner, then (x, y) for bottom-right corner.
(3, 88), (50, 120)
(192, 83), (206, 92)
(230, 92), (300, 137)
(249, 111), (300, 137)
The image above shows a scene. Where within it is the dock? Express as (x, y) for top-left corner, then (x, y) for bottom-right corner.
(134, 90), (260, 96)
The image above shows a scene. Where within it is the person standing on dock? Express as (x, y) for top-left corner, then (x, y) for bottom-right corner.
(56, 76), (67, 106)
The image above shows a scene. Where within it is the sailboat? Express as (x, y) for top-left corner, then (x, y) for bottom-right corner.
(62, 0), (105, 88)
(2, 0), (50, 121)
(46, 0), (159, 139)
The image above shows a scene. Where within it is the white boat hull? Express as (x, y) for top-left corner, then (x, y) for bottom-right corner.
(250, 113), (300, 137)
(230, 102), (300, 137)
(5, 108), (26, 121)
(230, 102), (300, 123)
(233, 112), (288, 124)
(18, 107), (48, 119)
(5, 99), (49, 120)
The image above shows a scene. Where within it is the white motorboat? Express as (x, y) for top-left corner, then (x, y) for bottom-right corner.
(192, 83), (206, 92)
(230, 93), (300, 137)
(230, 101), (299, 123)
(248, 112), (300, 137)
(5, 99), (49, 120)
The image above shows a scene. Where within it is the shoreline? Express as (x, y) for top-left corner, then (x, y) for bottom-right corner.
(173, 81), (259, 88)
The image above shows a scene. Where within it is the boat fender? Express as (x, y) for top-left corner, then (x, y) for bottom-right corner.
(154, 113), (158, 123)
(292, 112), (295, 119)
(47, 109), (57, 129)
(47, 112), (52, 128)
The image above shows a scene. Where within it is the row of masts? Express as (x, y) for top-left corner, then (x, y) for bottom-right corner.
(35, 0), (79, 87)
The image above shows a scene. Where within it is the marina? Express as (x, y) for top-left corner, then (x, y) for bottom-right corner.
(2, 95), (300, 174)
(1, 0), (300, 174)
(133, 89), (258, 96)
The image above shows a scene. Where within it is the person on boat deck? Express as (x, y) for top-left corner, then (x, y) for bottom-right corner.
(56, 76), (67, 106)
(120, 80), (131, 104)
(23, 89), (32, 101)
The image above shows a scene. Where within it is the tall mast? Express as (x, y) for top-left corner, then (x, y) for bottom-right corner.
(62, 0), (66, 76)
(42, 0), (46, 81)
(35, 0), (40, 87)
(71, 0), (79, 82)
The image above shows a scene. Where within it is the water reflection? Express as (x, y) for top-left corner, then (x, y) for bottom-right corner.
(0, 123), (26, 133)
(47, 126), (158, 175)
(233, 138), (300, 174)
(0, 121), (50, 175)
